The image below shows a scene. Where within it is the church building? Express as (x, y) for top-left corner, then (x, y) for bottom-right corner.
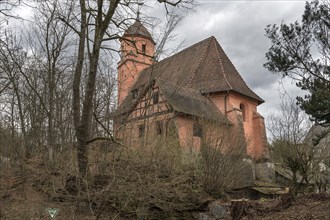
(113, 20), (270, 161)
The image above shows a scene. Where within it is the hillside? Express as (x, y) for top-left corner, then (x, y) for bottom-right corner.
(1, 150), (329, 219)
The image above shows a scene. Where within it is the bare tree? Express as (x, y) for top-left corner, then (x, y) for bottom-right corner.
(268, 98), (310, 144)
(61, 0), (195, 176)
(91, 57), (117, 137)
(24, 0), (73, 162)
(268, 97), (319, 192)
(200, 124), (252, 195)
(0, 0), (194, 176)
(153, 6), (191, 60)
(0, 30), (30, 158)
(0, 0), (21, 18)
(0, 0), (24, 160)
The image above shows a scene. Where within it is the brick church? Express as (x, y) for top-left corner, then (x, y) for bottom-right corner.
(113, 20), (270, 161)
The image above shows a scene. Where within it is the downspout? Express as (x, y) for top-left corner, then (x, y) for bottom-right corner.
(224, 90), (230, 116)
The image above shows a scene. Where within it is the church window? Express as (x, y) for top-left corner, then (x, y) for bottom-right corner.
(132, 89), (139, 99)
(143, 99), (148, 107)
(138, 125), (145, 138)
(240, 103), (246, 122)
(142, 44), (146, 54)
(153, 92), (159, 104)
(120, 45), (124, 58)
(156, 121), (163, 135)
(193, 123), (202, 137)
(164, 120), (169, 137)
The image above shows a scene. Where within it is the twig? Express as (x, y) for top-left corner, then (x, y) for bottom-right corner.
(88, 112), (127, 148)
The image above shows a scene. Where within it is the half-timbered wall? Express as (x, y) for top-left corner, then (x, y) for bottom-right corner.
(116, 87), (267, 160)
(117, 85), (176, 147)
(210, 91), (269, 160)
(127, 86), (171, 121)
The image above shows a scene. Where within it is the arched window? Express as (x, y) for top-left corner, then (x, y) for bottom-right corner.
(156, 121), (163, 135)
(193, 123), (203, 137)
(240, 103), (246, 122)
(142, 44), (146, 54)
(132, 89), (139, 99)
(153, 92), (159, 104)
(120, 44), (125, 58)
(138, 124), (145, 138)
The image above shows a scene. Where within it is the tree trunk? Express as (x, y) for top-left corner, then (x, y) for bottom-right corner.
(231, 199), (250, 220)
(73, 0), (87, 176)
(74, 0), (120, 177)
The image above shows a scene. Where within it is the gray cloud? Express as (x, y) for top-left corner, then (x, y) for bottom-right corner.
(12, 0), (310, 134)
(167, 1), (307, 120)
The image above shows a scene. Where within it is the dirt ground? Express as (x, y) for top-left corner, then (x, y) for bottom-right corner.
(240, 193), (330, 220)
(1, 157), (329, 219)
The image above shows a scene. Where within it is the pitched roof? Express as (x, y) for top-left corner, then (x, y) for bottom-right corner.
(123, 20), (155, 44)
(115, 79), (231, 124)
(159, 81), (231, 124)
(115, 36), (264, 119)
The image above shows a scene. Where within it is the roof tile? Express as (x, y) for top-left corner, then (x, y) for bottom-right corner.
(115, 36), (264, 118)
(123, 21), (155, 44)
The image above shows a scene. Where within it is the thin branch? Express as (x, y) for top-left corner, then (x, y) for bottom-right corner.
(91, 112), (127, 148)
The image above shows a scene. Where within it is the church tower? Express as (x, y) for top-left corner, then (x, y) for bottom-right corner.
(117, 20), (155, 105)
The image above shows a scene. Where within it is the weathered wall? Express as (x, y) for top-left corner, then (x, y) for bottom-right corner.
(117, 89), (269, 160)
(174, 116), (197, 150)
(174, 115), (245, 155)
(126, 86), (169, 120)
(252, 112), (269, 160)
(208, 93), (226, 113)
(116, 83), (174, 147)
(116, 113), (175, 148)
(117, 36), (155, 105)
(210, 92), (268, 160)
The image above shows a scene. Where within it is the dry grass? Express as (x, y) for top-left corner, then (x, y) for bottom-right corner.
(0, 139), (208, 219)
(1, 141), (329, 219)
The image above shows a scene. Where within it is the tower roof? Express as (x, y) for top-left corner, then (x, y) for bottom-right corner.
(123, 20), (155, 44)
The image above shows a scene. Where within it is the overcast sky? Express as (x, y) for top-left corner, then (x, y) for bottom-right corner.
(13, 0), (309, 136)
(148, 0), (308, 131)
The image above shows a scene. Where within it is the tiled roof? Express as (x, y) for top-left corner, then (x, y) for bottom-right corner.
(123, 20), (155, 44)
(114, 79), (231, 124)
(159, 80), (231, 124)
(115, 36), (264, 119)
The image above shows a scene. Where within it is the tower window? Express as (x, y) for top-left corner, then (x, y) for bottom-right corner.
(138, 125), (145, 138)
(132, 89), (139, 99)
(240, 103), (246, 122)
(193, 123), (202, 137)
(142, 44), (146, 54)
(156, 121), (163, 135)
(153, 92), (159, 104)
(120, 45), (124, 58)
(164, 120), (169, 137)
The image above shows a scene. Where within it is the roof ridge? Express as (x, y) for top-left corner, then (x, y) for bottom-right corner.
(213, 38), (264, 103)
(153, 36), (214, 65)
(133, 37), (214, 90)
(187, 37), (213, 86)
(213, 37), (232, 90)
(124, 20), (155, 44)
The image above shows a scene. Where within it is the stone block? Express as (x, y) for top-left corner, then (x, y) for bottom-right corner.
(254, 162), (276, 182)
(198, 213), (216, 220)
(209, 203), (227, 218)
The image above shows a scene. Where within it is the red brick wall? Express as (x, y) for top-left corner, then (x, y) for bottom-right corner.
(210, 92), (268, 160)
(117, 36), (155, 105)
